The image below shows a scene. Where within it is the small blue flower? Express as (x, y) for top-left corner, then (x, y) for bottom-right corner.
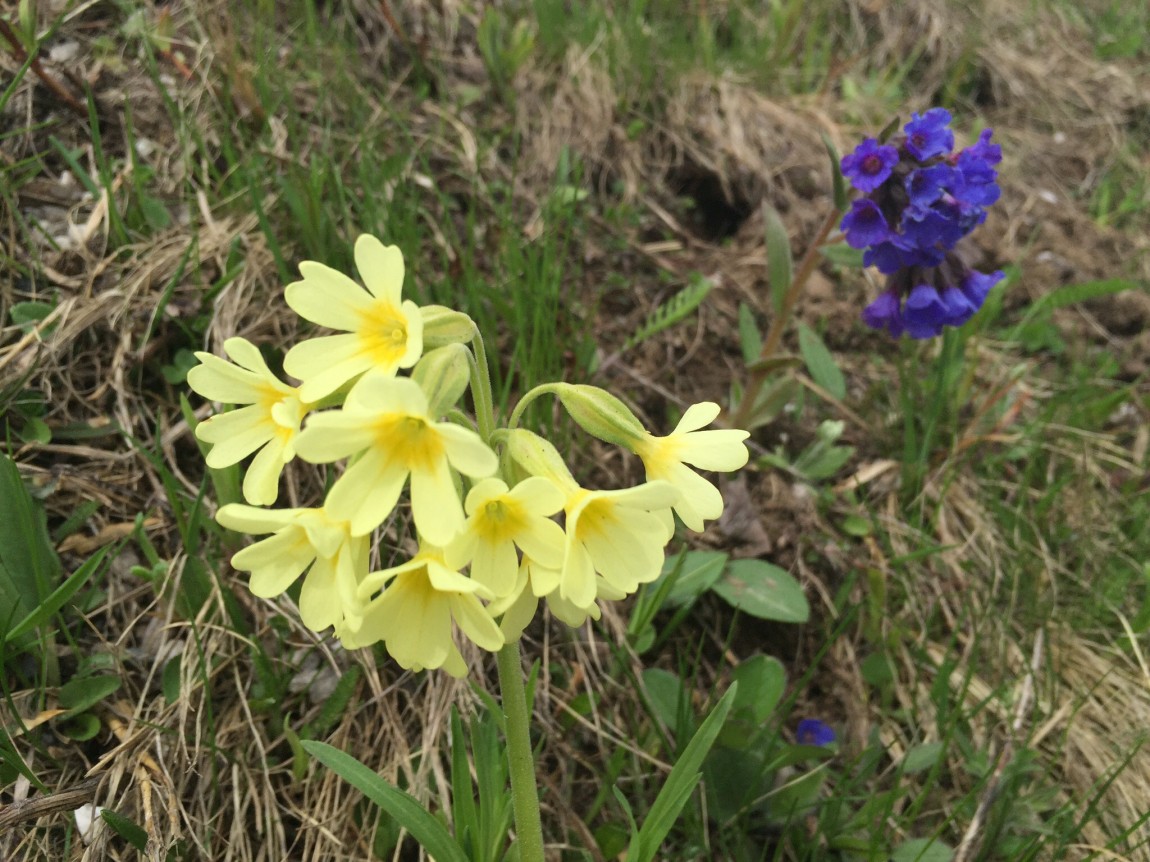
(841, 199), (893, 249)
(903, 283), (949, 338)
(862, 290), (905, 336)
(904, 108), (955, 162)
(841, 138), (900, 193)
(905, 164), (955, 209)
(796, 719), (836, 747)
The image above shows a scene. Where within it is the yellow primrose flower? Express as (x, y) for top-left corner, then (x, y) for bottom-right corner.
(188, 337), (309, 506)
(341, 545), (504, 677)
(282, 235), (424, 402)
(293, 374), (497, 542)
(560, 480), (681, 610)
(547, 576), (626, 628)
(445, 477), (567, 599)
(631, 401), (750, 532)
(217, 504), (368, 632)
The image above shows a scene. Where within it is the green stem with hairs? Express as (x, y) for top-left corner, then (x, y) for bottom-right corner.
(496, 641), (546, 862)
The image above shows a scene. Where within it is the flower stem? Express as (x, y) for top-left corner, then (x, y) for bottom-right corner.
(729, 205), (842, 430)
(496, 641), (546, 862)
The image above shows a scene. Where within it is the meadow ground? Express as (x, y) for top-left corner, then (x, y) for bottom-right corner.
(2, 1), (1150, 860)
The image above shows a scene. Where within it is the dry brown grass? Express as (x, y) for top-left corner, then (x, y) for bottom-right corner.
(2, 0), (1149, 859)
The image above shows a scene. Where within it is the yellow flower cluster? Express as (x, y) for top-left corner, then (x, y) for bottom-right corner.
(189, 235), (750, 676)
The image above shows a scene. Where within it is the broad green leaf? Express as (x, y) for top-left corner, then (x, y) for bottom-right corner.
(902, 741), (944, 774)
(641, 668), (687, 735)
(763, 204), (793, 315)
(712, 559), (809, 623)
(660, 550), (728, 608)
(891, 837), (954, 862)
(302, 740), (468, 862)
(730, 655), (786, 724)
(101, 810), (149, 851)
(631, 685), (737, 862)
(743, 376), (801, 431)
(59, 674), (122, 716)
(797, 322), (846, 400)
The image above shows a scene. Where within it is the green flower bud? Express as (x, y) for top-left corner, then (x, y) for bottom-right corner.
(420, 305), (477, 349)
(505, 429), (578, 493)
(412, 343), (472, 418)
(555, 384), (646, 449)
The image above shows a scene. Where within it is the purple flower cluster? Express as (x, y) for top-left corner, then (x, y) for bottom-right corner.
(840, 109), (1005, 339)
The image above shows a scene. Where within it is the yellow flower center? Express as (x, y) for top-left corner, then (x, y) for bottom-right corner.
(634, 434), (682, 479)
(478, 498), (526, 544)
(358, 301), (410, 366)
(375, 414), (444, 471)
(573, 496), (615, 541)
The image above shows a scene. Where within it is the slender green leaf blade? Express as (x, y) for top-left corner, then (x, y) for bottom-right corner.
(737, 302), (761, 365)
(632, 685), (738, 862)
(822, 133), (848, 212)
(797, 323), (846, 400)
(7, 545), (112, 642)
(763, 204), (793, 315)
(302, 740), (468, 862)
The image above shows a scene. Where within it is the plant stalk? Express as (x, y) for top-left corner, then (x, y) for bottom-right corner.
(730, 206), (842, 430)
(496, 641), (546, 862)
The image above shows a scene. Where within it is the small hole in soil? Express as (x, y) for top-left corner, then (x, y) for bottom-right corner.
(666, 162), (754, 241)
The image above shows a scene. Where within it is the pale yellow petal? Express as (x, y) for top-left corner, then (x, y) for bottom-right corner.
(677, 429), (750, 472)
(560, 540), (597, 609)
(443, 526), (480, 571)
(236, 528), (314, 597)
(425, 558), (485, 594)
(217, 504), (305, 534)
(293, 413), (377, 463)
(526, 558), (560, 597)
(286, 261), (373, 330)
(438, 423), (498, 479)
(441, 646), (468, 678)
(509, 476), (565, 516)
(187, 353), (265, 404)
(242, 436), (289, 505)
(410, 459), (465, 546)
(659, 461), (723, 531)
(299, 556), (342, 630)
(201, 412), (274, 467)
(222, 337), (275, 378)
(496, 582), (538, 642)
(469, 537), (520, 598)
(286, 334), (373, 402)
(354, 235), (405, 304)
(514, 517), (566, 570)
(326, 449), (409, 536)
(451, 593), (504, 652)
(382, 580), (452, 670)
(673, 401), (722, 434)
(583, 508), (666, 593)
(346, 373), (424, 414)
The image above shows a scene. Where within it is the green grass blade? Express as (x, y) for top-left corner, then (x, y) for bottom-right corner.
(301, 740), (468, 862)
(632, 684), (737, 862)
(5, 545), (113, 643)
